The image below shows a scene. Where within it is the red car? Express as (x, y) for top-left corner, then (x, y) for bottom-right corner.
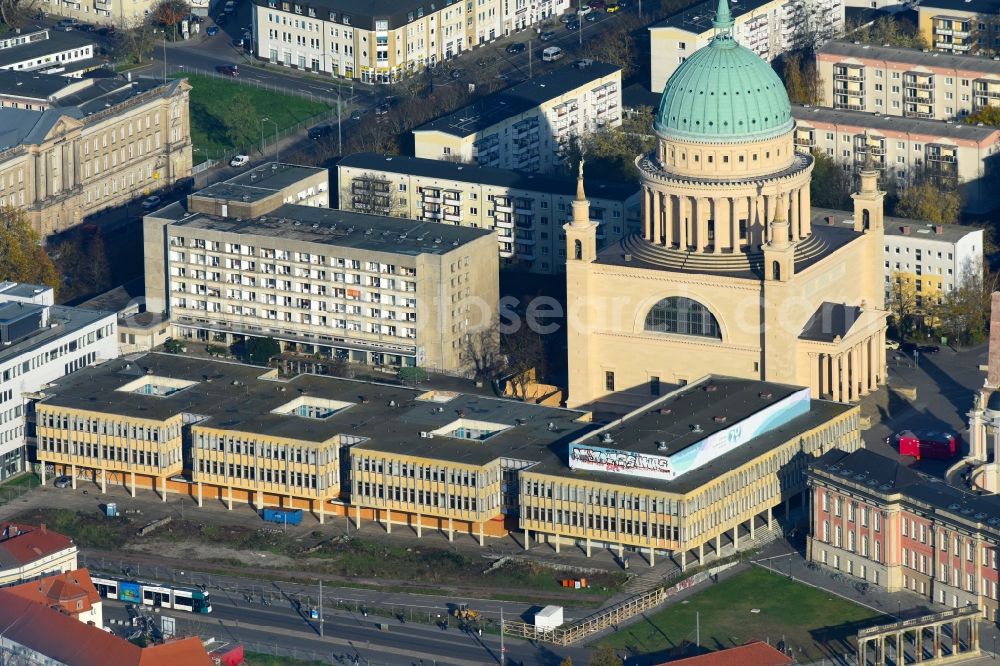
(216, 65), (239, 77)
(892, 430), (959, 461)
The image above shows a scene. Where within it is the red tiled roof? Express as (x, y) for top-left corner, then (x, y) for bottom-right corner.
(657, 641), (795, 666)
(0, 589), (213, 666)
(0, 523), (74, 568)
(5, 568), (101, 615)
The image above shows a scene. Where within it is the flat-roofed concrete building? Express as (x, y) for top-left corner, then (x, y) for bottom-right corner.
(0, 27), (96, 77)
(809, 208), (984, 312)
(522, 376), (860, 566)
(143, 163), (498, 373)
(252, 0), (571, 85)
(0, 282), (117, 481)
(649, 0), (843, 92)
(412, 61), (621, 174)
(34, 355), (861, 563)
(793, 105), (1000, 214)
(0, 75), (192, 235)
(35, 353), (593, 536)
(916, 0), (1000, 56)
(336, 153), (640, 274)
(817, 40), (1000, 120)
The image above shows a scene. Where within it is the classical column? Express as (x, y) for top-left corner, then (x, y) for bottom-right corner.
(790, 189), (800, 241)
(728, 197), (739, 252)
(678, 196), (690, 249)
(697, 197), (709, 251)
(651, 190), (662, 245)
(663, 193), (674, 247)
(833, 355), (842, 402)
(811, 353), (820, 398)
(754, 195), (765, 244)
(712, 198), (723, 254)
(799, 185), (811, 237)
(643, 187), (653, 240)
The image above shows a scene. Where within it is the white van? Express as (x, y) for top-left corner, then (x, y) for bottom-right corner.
(542, 46), (563, 62)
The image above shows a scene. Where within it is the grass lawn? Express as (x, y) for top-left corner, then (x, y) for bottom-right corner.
(602, 567), (890, 663)
(176, 73), (332, 163)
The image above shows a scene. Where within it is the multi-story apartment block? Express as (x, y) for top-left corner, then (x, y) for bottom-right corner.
(336, 153), (640, 274)
(412, 61), (622, 174)
(34, 354), (862, 566)
(809, 447), (1000, 621)
(143, 163), (498, 373)
(0, 282), (117, 482)
(649, 0), (843, 92)
(882, 218), (983, 309)
(252, 0), (570, 85)
(917, 0), (1000, 56)
(0, 76), (192, 235)
(0, 27), (96, 76)
(38, 0), (159, 26)
(793, 105), (1000, 213)
(818, 40), (1000, 120)
(808, 209), (984, 311)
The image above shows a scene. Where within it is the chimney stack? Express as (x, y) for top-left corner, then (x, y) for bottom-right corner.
(40, 523), (46, 534)
(902, 226), (910, 235)
(935, 225), (944, 235)
(825, 216), (834, 225)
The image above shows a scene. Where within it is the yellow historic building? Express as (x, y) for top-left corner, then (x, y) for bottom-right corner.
(566, 0), (889, 411)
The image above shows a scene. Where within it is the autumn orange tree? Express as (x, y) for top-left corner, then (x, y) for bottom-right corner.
(0, 206), (60, 294)
(150, 0), (190, 38)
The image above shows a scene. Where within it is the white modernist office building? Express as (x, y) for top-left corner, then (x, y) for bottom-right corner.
(0, 282), (117, 480)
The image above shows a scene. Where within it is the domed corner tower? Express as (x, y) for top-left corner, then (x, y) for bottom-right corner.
(634, 0), (814, 261)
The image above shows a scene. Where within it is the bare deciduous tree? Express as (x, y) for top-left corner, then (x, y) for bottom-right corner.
(0, 0), (40, 32)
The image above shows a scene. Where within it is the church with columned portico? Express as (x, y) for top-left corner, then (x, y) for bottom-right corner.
(564, 0), (889, 411)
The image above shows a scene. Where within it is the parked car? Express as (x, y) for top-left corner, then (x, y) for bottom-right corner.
(566, 20), (580, 30)
(506, 42), (525, 54)
(892, 430), (959, 460)
(559, 13), (574, 22)
(350, 109), (363, 121)
(230, 154), (250, 167)
(917, 344), (940, 354)
(576, 5), (592, 15)
(586, 11), (599, 21)
(308, 124), (332, 139)
(589, 0), (605, 8)
(374, 102), (390, 116)
(216, 64), (239, 77)
(55, 19), (78, 31)
(140, 195), (162, 210)
(76, 23), (96, 32)
(450, 68), (464, 79)
(885, 339), (900, 350)
(206, 25), (220, 36)
(540, 30), (557, 41)
(54, 475), (72, 488)
(216, 12), (229, 24)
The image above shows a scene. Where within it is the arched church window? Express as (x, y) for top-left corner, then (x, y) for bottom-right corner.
(644, 297), (721, 339)
(772, 261), (781, 281)
(862, 209), (870, 230)
(574, 239), (582, 260)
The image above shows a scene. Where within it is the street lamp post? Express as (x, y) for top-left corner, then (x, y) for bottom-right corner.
(261, 117), (279, 163)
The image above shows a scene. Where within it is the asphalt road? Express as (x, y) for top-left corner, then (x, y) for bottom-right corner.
(79, 550), (599, 624)
(101, 592), (593, 666)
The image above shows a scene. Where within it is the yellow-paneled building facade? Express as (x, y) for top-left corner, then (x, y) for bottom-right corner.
(34, 354), (861, 565)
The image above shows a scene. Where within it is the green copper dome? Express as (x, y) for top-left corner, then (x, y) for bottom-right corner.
(653, 0), (793, 143)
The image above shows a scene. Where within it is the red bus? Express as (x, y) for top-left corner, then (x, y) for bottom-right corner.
(893, 430), (959, 460)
